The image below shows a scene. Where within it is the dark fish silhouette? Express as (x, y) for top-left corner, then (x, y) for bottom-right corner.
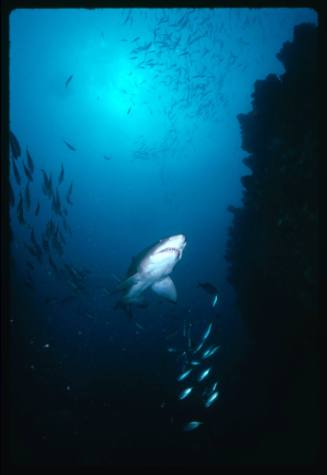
(42, 235), (49, 252)
(138, 42), (152, 51)
(23, 161), (33, 182)
(63, 140), (76, 151)
(104, 155), (112, 161)
(51, 233), (64, 256)
(58, 163), (64, 185)
(25, 229), (42, 263)
(48, 254), (59, 274)
(17, 193), (25, 224)
(45, 219), (55, 239)
(26, 148), (34, 174)
(25, 183), (31, 210)
(48, 174), (54, 197)
(52, 188), (62, 215)
(12, 160), (21, 186)
(65, 74), (73, 88)
(24, 242), (38, 258)
(30, 230), (43, 259)
(9, 131), (21, 159)
(41, 169), (49, 192)
(197, 281), (218, 295)
(35, 201), (40, 216)
(66, 182), (73, 204)
(41, 169), (53, 198)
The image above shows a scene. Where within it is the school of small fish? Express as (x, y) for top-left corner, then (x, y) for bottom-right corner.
(9, 130), (93, 307)
(168, 318), (221, 432)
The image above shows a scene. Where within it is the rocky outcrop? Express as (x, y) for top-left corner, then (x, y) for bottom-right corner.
(226, 23), (318, 352)
(225, 23), (319, 463)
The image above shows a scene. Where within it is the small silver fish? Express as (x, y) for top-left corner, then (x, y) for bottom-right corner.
(204, 390), (219, 408)
(177, 368), (192, 382)
(192, 340), (205, 354)
(202, 345), (221, 359)
(201, 348), (211, 359)
(202, 322), (213, 341)
(178, 387), (193, 400)
(190, 360), (200, 366)
(205, 381), (218, 395)
(183, 421), (203, 432)
(198, 368), (211, 382)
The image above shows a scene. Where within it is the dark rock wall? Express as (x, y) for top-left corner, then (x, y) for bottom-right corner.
(225, 23), (319, 463)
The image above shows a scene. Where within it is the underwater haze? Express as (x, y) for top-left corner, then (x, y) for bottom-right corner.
(8, 7), (318, 467)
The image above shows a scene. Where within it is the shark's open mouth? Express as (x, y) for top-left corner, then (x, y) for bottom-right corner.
(158, 247), (180, 258)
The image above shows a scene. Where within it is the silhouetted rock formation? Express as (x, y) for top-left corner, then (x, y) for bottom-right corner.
(225, 23), (319, 463)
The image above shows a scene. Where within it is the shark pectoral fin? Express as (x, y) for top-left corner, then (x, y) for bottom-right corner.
(151, 277), (177, 303)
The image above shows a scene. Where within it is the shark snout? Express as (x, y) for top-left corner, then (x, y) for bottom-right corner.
(168, 234), (187, 249)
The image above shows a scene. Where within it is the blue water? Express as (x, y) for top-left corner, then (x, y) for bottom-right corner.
(9, 7), (318, 466)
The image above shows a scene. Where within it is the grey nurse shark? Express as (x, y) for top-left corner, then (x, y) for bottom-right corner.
(111, 234), (187, 319)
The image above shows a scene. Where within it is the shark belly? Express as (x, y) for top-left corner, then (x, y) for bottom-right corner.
(124, 279), (150, 303)
(125, 261), (175, 304)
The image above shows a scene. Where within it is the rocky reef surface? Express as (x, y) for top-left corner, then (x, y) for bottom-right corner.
(225, 23), (319, 463)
